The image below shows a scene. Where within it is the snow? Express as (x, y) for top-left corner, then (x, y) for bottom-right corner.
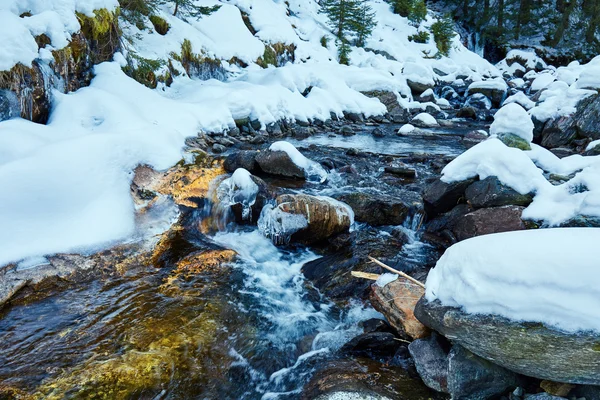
(587, 140), (600, 152)
(412, 112), (438, 126)
(530, 72), (556, 92)
(376, 273), (398, 287)
(0, 0), (512, 266)
(505, 49), (546, 70)
(489, 103), (534, 142)
(217, 168), (259, 220)
(257, 204), (308, 245)
(269, 141), (327, 183)
(503, 91), (535, 110)
(425, 228), (600, 333)
(467, 78), (508, 94)
(398, 124), (415, 134)
(576, 65), (600, 90)
(442, 138), (600, 226)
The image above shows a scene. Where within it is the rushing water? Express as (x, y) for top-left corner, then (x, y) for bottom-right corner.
(0, 129), (459, 399)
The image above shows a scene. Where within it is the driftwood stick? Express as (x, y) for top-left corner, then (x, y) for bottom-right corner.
(367, 256), (425, 289)
(351, 271), (381, 281)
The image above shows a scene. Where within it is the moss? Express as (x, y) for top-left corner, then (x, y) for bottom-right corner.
(320, 36), (329, 48)
(592, 342), (600, 352)
(498, 133), (532, 150)
(122, 54), (165, 89)
(34, 34), (52, 49)
(257, 43), (296, 68)
(76, 8), (120, 41)
(149, 15), (170, 35)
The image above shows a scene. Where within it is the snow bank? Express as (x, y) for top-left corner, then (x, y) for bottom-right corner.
(490, 103), (534, 142)
(425, 228), (600, 333)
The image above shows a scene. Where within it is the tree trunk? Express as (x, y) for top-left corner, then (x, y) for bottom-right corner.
(173, 0), (179, 16)
(497, 0), (504, 36)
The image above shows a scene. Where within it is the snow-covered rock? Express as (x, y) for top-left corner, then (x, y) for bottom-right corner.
(411, 112), (438, 127)
(467, 79), (508, 107)
(398, 124), (416, 134)
(490, 103), (534, 144)
(530, 72), (556, 92)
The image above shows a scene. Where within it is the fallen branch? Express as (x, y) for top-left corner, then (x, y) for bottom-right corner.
(351, 271), (381, 281)
(367, 256), (425, 289)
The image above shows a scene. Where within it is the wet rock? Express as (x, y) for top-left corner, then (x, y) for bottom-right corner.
(255, 150), (305, 179)
(361, 318), (395, 334)
(302, 359), (435, 400)
(465, 93), (492, 111)
(345, 112), (364, 123)
(335, 191), (422, 226)
(408, 333), (450, 393)
(223, 150), (259, 173)
(212, 143), (227, 154)
(462, 130), (489, 149)
(524, 394), (567, 400)
(541, 116), (578, 148)
(448, 344), (521, 400)
(371, 127), (386, 138)
(228, 175), (274, 224)
(572, 385), (600, 400)
(465, 177), (533, 208)
(456, 106), (477, 119)
(452, 205), (526, 241)
(415, 298), (600, 385)
(384, 166), (416, 179)
(340, 332), (401, 359)
(339, 126), (355, 136)
(274, 194), (352, 244)
(370, 278), (429, 340)
(423, 178), (476, 217)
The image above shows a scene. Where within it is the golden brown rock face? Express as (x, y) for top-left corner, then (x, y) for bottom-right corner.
(369, 278), (430, 340)
(276, 194), (352, 244)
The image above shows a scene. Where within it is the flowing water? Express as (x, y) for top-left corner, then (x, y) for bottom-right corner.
(0, 128), (464, 399)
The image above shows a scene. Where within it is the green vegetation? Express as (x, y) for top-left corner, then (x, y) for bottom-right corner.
(391, 0), (427, 24)
(320, 0), (377, 63)
(165, 0), (220, 18)
(409, 30), (430, 43)
(431, 15), (455, 56)
(123, 53), (166, 88)
(150, 15), (170, 35)
(320, 35), (329, 48)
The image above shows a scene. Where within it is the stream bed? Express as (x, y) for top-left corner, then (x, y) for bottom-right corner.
(0, 126), (469, 399)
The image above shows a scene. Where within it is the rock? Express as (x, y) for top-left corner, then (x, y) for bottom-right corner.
(335, 191), (422, 226)
(344, 112), (363, 123)
(524, 394), (567, 400)
(467, 85), (507, 108)
(339, 125), (354, 136)
(423, 178), (476, 217)
(462, 130), (489, 149)
(415, 298), (600, 385)
(499, 132), (532, 150)
(228, 175), (274, 224)
(340, 332), (401, 359)
(223, 150), (258, 173)
(448, 344), (521, 400)
(425, 204), (472, 245)
(370, 278), (429, 340)
(408, 333), (450, 393)
(465, 177), (533, 208)
(575, 95), (600, 141)
(465, 93), (492, 110)
(441, 86), (459, 100)
(273, 194), (352, 244)
(539, 381), (574, 398)
(452, 205), (526, 241)
(363, 91), (411, 123)
(456, 106), (477, 119)
(371, 127), (386, 138)
(407, 79), (434, 95)
(541, 116), (578, 148)
(301, 359), (435, 400)
(0, 90), (19, 122)
(572, 385), (600, 400)
(418, 89), (435, 103)
(255, 150), (305, 179)
(584, 143), (600, 156)
(361, 318), (395, 334)
(384, 166), (416, 179)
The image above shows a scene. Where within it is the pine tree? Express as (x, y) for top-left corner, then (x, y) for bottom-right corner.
(321, 0), (377, 62)
(161, 0), (220, 18)
(391, 0), (427, 24)
(431, 15), (455, 56)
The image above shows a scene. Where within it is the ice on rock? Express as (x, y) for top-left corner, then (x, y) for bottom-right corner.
(257, 204), (308, 245)
(375, 273), (398, 288)
(269, 141), (327, 183)
(216, 168), (259, 221)
(490, 103), (534, 143)
(425, 228), (600, 333)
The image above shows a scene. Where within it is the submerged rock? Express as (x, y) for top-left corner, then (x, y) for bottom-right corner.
(340, 332), (401, 359)
(415, 298), (600, 385)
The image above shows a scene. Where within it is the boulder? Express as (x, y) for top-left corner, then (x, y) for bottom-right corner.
(452, 206), (526, 241)
(499, 133), (532, 150)
(255, 150), (305, 179)
(407, 79), (434, 96)
(370, 278), (430, 340)
(575, 95), (600, 141)
(467, 84), (507, 108)
(223, 150), (259, 173)
(415, 298), (600, 385)
(423, 178), (476, 217)
(462, 130), (489, 149)
(408, 333), (450, 393)
(456, 106), (477, 119)
(584, 142), (600, 156)
(465, 177), (533, 208)
(267, 194), (352, 244)
(362, 91), (410, 123)
(335, 191), (422, 226)
(228, 175), (274, 224)
(465, 93), (492, 110)
(340, 332), (401, 359)
(448, 344), (521, 400)
(541, 116), (578, 148)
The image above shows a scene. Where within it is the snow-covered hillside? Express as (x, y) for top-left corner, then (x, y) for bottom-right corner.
(0, 0), (502, 267)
